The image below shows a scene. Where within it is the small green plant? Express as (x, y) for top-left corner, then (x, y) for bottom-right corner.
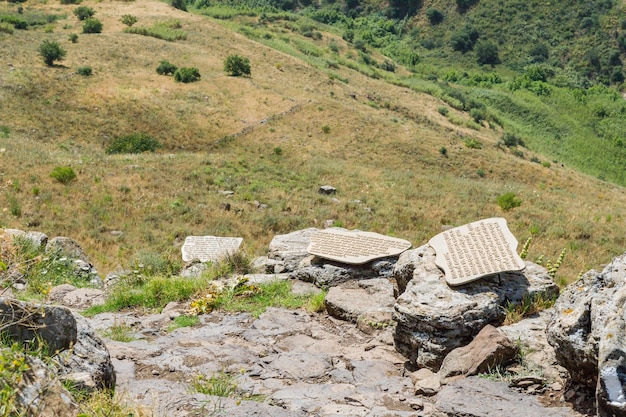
(439, 146), (448, 156)
(0, 126), (9, 138)
(171, 0), (187, 11)
(519, 237), (531, 259)
(503, 293), (555, 325)
(321, 125), (330, 134)
(106, 133), (162, 154)
(193, 371), (237, 397)
(120, 14), (137, 27)
(0, 22), (14, 34)
(272, 146), (282, 156)
(546, 248), (566, 283)
(50, 166), (76, 184)
(464, 138), (482, 149)
(73, 6), (95, 21)
(0, 342), (30, 416)
(156, 60), (177, 75)
(76, 66), (92, 76)
(173, 67), (200, 83)
(38, 40), (66, 66)
(60, 0), (82, 4)
(167, 315), (199, 331)
(437, 106), (449, 116)
(224, 54), (251, 77)
(476, 168), (485, 178)
(426, 8), (444, 24)
(102, 323), (134, 342)
(8, 195), (21, 217)
(68, 33), (78, 43)
(496, 192), (521, 211)
(82, 18), (102, 34)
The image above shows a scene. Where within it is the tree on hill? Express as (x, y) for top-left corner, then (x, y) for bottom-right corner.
(450, 27), (479, 53)
(38, 40), (66, 66)
(476, 41), (500, 66)
(224, 54), (251, 77)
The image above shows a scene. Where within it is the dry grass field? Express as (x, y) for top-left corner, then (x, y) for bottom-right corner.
(1, 0), (625, 282)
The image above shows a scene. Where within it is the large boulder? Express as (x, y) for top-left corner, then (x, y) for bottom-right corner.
(547, 251), (626, 416)
(393, 245), (559, 371)
(0, 297), (115, 391)
(292, 256), (396, 288)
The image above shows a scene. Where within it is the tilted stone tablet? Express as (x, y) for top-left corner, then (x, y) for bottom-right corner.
(428, 218), (525, 286)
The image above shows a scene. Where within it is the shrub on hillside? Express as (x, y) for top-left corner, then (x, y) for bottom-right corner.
(497, 192), (522, 211)
(1, 15), (28, 30)
(426, 8), (444, 25)
(50, 166), (76, 184)
(68, 33), (78, 43)
(174, 67), (200, 83)
(60, 0), (82, 4)
(76, 66), (92, 76)
(156, 60), (178, 75)
(0, 22), (14, 34)
(73, 6), (95, 21)
(456, 0), (479, 12)
(450, 27), (479, 53)
(224, 54), (251, 77)
(106, 133), (162, 154)
(121, 14), (137, 27)
(171, 0), (187, 11)
(82, 18), (102, 33)
(476, 41), (500, 66)
(38, 40), (66, 66)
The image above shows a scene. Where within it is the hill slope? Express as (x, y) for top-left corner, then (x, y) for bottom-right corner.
(0, 0), (625, 282)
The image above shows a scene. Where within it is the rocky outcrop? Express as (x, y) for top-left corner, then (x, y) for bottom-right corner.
(393, 245), (559, 370)
(267, 228), (318, 273)
(0, 297), (115, 391)
(433, 376), (574, 417)
(548, 251), (626, 416)
(4, 350), (79, 417)
(324, 278), (395, 327)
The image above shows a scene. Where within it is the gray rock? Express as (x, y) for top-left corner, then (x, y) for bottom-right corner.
(56, 314), (116, 390)
(268, 228), (319, 272)
(180, 262), (209, 278)
(60, 288), (105, 309)
(48, 284), (78, 303)
(318, 185), (337, 195)
(0, 297), (77, 353)
(499, 309), (567, 383)
(438, 324), (517, 381)
(325, 278), (395, 323)
(393, 245), (559, 371)
(411, 368), (441, 396)
(6, 350), (79, 417)
(292, 257), (397, 288)
(548, 251), (626, 416)
(434, 376), (576, 417)
(45, 237), (91, 265)
(2, 228), (48, 249)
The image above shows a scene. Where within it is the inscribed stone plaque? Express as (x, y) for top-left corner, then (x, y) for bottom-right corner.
(307, 229), (411, 264)
(181, 236), (243, 263)
(428, 218), (525, 286)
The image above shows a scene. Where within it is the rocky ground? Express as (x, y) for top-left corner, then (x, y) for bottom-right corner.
(88, 297), (590, 417)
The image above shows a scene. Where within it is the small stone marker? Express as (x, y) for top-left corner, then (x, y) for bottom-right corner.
(428, 217), (525, 286)
(307, 229), (411, 264)
(181, 236), (243, 263)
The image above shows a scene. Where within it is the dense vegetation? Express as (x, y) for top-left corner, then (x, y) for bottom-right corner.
(191, 0), (626, 185)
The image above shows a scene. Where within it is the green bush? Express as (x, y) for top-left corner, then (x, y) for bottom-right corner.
(73, 6), (94, 21)
(38, 40), (66, 66)
(224, 54), (251, 77)
(106, 133), (162, 154)
(68, 33), (78, 43)
(82, 18), (102, 34)
(60, 0), (81, 4)
(437, 106), (449, 116)
(171, 0), (187, 11)
(50, 166), (76, 184)
(0, 22), (14, 34)
(450, 27), (479, 53)
(497, 192), (522, 211)
(156, 60), (177, 75)
(426, 8), (444, 25)
(0, 15), (27, 29)
(173, 67), (200, 83)
(501, 133), (525, 147)
(476, 41), (500, 66)
(121, 14), (137, 27)
(76, 66), (92, 76)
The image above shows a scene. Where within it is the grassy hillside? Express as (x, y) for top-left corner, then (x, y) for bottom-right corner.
(0, 0), (625, 284)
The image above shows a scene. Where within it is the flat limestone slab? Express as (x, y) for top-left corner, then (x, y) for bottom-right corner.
(428, 217), (525, 286)
(307, 229), (411, 264)
(181, 236), (243, 263)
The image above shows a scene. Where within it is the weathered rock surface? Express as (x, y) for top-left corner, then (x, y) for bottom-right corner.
(0, 297), (78, 353)
(48, 285), (105, 309)
(292, 256), (396, 287)
(2, 228), (48, 249)
(548, 251), (626, 416)
(95, 307), (416, 417)
(6, 351), (79, 417)
(393, 245), (559, 370)
(434, 376), (575, 417)
(499, 309), (567, 383)
(324, 278), (395, 323)
(267, 228), (318, 272)
(45, 236), (92, 265)
(438, 324), (517, 382)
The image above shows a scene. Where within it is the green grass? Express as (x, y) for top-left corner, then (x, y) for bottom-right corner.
(167, 315), (200, 331)
(124, 20), (187, 41)
(102, 324), (134, 342)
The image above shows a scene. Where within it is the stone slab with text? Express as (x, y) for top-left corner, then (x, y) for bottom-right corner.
(181, 236), (243, 263)
(307, 229), (412, 265)
(428, 218), (525, 286)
